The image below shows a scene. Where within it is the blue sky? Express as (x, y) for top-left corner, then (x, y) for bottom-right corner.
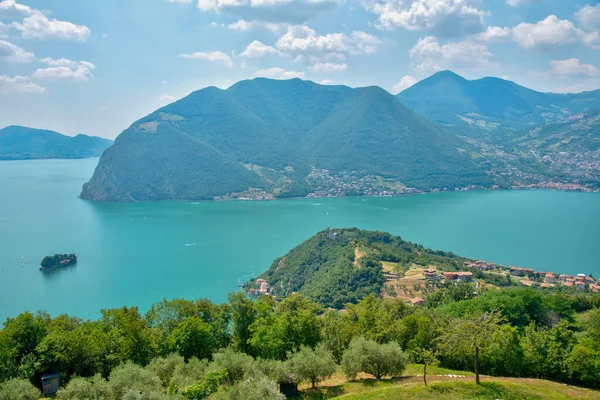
(1, 0), (599, 139)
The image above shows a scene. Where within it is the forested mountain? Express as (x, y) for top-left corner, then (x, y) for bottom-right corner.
(80, 78), (491, 202)
(397, 71), (600, 139)
(0, 126), (113, 160)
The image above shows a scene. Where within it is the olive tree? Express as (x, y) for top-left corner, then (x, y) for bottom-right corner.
(341, 337), (408, 380)
(289, 344), (337, 388)
(0, 378), (41, 400)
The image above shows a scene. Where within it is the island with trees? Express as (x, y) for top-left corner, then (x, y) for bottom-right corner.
(39, 254), (78, 272)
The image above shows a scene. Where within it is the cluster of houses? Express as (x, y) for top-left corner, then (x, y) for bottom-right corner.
(247, 279), (273, 296)
(422, 266), (473, 283)
(510, 266), (600, 292)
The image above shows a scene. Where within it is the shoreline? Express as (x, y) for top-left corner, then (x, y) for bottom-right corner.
(78, 185), (600, 205)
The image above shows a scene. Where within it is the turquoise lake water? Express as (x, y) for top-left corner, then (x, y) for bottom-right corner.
(1, 158), (600, 321)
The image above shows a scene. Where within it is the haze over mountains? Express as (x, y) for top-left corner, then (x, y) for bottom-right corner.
(80, 72), (600, 202)
(0, 126), (113, 160)
(398, 71), (600, 140)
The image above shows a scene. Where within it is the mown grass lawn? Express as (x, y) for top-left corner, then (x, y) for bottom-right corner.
(294, 364), (600, 400)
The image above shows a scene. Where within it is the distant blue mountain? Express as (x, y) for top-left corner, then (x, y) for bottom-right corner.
(81, 78), (491, 202)
(397, 70), (600, 139)
(0, 126), (113, 160)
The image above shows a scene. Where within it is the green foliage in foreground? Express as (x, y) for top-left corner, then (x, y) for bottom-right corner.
(0, 289), (599, 398)
(0, 378), (40, 400)
(3, 231), (600, 397)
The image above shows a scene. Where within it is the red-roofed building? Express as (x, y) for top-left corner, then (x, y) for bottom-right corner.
(411, 297), (425, 307)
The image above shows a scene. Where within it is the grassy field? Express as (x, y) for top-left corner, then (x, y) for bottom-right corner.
(294, 364), (600, 400)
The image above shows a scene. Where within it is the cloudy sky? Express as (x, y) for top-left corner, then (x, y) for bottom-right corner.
(1, 0), (599, 139)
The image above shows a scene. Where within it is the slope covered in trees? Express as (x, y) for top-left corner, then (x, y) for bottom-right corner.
(80, 78), (491, 202)
(0, 126), (113, 160)
(253, 228), (496, 308)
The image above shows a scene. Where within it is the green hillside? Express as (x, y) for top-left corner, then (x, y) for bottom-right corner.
(0, 126), (113, 160)
(80, 78), (491, 202)
(397, 71), (600, 140)
(252, 228), (501, 308)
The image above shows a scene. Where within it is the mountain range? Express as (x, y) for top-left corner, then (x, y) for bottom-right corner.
(81, 72), (600, 202)
(398, 70), (600, 140)
(81, 78), (491, 202)
(0, 126), (113, 160)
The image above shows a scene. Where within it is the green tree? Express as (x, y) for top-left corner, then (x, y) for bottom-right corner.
(341, 337), (408, 380)
(437, 311), (505, 385)
(211, 348), (255, 384)
(168, 317), (216, 361)
(0, 378), (41, 400)
(146, 353), (185, 388)
(169, 357), (210, 393)
(107, 362), (163, 399)
(412, 349), (438, 386)
(182, 369), (227, 400)
(0, 311), (49, 381)
(56, 374), (111, 400)
(220, 377), (285, 400)
(228, 293), (257, 355)
(289, 344), (337, 388)
(100, 307), (156, 366)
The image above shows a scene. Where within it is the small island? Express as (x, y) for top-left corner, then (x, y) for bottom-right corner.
(40, 254), (78, 272)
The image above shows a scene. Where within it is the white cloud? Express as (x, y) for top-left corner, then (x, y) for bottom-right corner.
(12, 11), (91, 41)
(320, 79), (333, 84)
(0, 74), (46, 94)
(275, 25), (381, 57)
(481, 15), (599, 50)
(255, 66), (305, 79)
(0, 39), (34, 62)
(392, 75), (417, 92)
(226, 19), (287, 31)
(365, 0), (486, 37)
(158, 95), (178, 103)
(308, 62), (347, 72)
(550, 58), (598, 77)
(476, 26), (511, 42)
(505, 0), (540, 6)
(179, 51), (234, 67)
(513, 15), (597, 49)
(576, 4), (600, 29)
(409, 36), (493, 72)
(240, 40), (279, 57)
(0, 0), (32, 17)
(33, 58), (97, 81)
(194, 0), (339, 24)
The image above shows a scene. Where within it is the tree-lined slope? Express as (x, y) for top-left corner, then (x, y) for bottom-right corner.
(80, 78), (490, 202)
(0, 126), (113, 160)
(254, 228), (467, 308)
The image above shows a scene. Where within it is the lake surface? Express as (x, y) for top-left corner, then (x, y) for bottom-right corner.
(1, 159), (600, 321)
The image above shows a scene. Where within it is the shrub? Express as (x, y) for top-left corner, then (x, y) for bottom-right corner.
(0, 378), (41, 400)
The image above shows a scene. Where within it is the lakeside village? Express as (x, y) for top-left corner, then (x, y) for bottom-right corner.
(247, 258), (600, 308)
(220, 167), (598, 201)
